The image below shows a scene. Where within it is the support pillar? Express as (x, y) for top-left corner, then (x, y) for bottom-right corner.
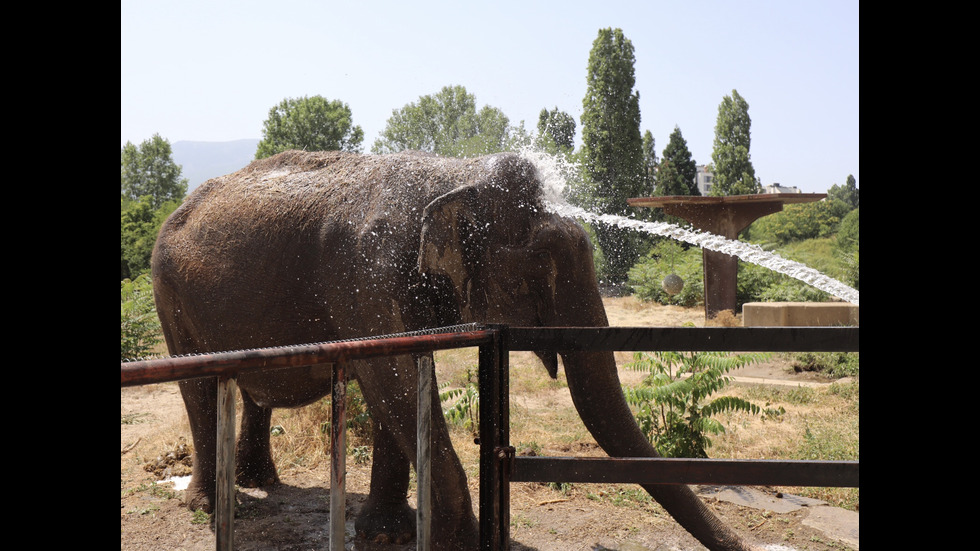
(628, 194), (826, 320)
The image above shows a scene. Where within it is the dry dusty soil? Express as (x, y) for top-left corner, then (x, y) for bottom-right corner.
(121, 298), (857, 550)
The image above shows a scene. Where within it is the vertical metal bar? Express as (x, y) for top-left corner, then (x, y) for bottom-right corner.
(330, 362), (347, 551)
(478, 325), (508, 551)
(416, 354), (433, 551)
(496, 327), (511, 549)
(215, 376), (237, 551)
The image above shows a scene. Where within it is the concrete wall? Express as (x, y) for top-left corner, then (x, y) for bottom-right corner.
(742, 302), (859, 327)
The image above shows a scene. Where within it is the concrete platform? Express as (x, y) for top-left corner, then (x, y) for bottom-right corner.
(742, 302), (859, 327)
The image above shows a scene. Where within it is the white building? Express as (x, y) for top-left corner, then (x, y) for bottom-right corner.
(763, 183), (801, 194)
(695, 165), (714, 195)
(695, 165), (801, 195)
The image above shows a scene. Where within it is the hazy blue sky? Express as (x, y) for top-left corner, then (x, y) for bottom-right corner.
(121, 1), (858, 194)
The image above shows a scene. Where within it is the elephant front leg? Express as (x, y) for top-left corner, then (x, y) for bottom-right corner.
(235, 388), (280, 488)
(178, 377), (219, 513)
(355, 421), (416, 544)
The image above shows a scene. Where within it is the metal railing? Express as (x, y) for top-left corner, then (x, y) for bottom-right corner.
(478, 325), (859, 550)
(121, 326), (497, 551)
(121, 324), (858, 551)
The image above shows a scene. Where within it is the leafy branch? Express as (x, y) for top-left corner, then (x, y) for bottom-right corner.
(623, 350), (784, 458)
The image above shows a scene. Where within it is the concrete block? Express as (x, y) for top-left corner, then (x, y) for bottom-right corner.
(742, 302), (859, 327)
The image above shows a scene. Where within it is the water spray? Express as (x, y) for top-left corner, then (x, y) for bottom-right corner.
(518, 147), (859, 306)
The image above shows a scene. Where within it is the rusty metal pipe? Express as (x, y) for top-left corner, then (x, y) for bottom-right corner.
(120, 329), (495, 387)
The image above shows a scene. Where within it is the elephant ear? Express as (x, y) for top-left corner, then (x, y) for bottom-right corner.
(418, 185), (484, 314)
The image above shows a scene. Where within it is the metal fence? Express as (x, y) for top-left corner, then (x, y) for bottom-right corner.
(120, 324), (858, 551)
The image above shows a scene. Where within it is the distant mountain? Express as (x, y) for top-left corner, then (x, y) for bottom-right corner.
(172, 139), (259, 192)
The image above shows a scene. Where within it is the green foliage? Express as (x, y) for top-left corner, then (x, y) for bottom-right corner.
(577, 28), (646, 282)
(834, 208), (859, 289)
(736, 260), (830, 305)
(747, 200), (851, 246)
(372, 85), (510, 157)
(121, 274), (161, 360)
(835, 208), (859, 252)
(346, 381), (373, 438)
(440, 381), (479, 432)
(537, 107), (576, 153)
(121, 134), (189, 209)
(792, 352), (859, 378)
(641, 130), (658, 194)
(255, 95), (364, 159)
(709, 89), (760, 196)
(623, 351), (781, 458)
(121, 196), (181, 279)
(627, 240), (704, 307)
(657, 126), (699, 197)
(352, 445), (371, 465)
(827, 175), (859, 210)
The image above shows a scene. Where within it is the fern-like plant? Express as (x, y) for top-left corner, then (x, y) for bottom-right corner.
(623, 350), (783, 458)
(440, 382), (479, 432)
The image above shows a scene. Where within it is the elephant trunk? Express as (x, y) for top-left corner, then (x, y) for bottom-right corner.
(561, 349), (757, 551)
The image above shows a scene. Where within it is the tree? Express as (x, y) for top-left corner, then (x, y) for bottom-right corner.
(641, 130), (658, 194)
(578, 28), (646, 283)
(657, 126), (698, 196)
(709, 89), (760, 196)
(372, 85), (510, 157)
(537, 107), (576, 153)
(828, 174), (859, 210)
(121, 134), (188, 209)
(121, 196), (181, 279)
(255, 95), (364, 159)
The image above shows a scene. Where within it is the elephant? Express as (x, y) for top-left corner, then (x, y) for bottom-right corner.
(151, 149), (757, 550)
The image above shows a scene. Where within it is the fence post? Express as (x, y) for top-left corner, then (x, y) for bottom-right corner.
(330, 362), (347, 551)
(478, 325), (509, 551)
(416, 354), (433, 551)
(216, 375), (237, 551)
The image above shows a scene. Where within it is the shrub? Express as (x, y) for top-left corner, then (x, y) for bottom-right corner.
(440, 367), (479, 433)
(440, 382), (479, 432)
(121, 274), (161, 360)
(623, 351), (782, 457)
(627, 240), (704, 307)
(792, 352), (859, 378)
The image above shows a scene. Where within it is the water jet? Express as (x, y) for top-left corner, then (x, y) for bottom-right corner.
(628, 193), (828, 319)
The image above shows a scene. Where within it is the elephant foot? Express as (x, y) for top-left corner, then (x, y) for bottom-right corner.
(183, 478), (215, 514)
(355, 500), (416, 545)
(235, 455), (280, 488)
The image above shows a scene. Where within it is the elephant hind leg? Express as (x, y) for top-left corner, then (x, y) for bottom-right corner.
(178, 377), (218, 513)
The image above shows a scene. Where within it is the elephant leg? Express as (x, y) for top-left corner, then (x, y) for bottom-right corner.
(353, 358), (479, 549)
(355, 420), (416, 544)
(235, 388), (280, 488)
(178, 377), (218, 513)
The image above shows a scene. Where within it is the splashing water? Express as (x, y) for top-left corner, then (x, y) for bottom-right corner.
(518, 147), (859, 306)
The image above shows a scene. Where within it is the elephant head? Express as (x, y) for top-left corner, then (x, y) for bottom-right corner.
(416, 153), (756, 551)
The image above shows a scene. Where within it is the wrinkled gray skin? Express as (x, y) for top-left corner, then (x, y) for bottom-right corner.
(151, 150), (757, 550)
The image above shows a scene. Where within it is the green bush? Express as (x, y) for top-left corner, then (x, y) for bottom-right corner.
(440, 382), (479, 432)
(627, 240), (704, 307)
(623, 351), (782, 458)
(121, 274), (161, 360)
(792, 352), (859, 378)
(745, 200), (850, 246)
(835, 208), (859, 253)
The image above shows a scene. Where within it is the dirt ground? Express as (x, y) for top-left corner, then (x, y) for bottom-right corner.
(121, 298), (856, 550)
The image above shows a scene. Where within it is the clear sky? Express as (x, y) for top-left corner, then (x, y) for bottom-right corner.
(121, 0), (858, 194)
